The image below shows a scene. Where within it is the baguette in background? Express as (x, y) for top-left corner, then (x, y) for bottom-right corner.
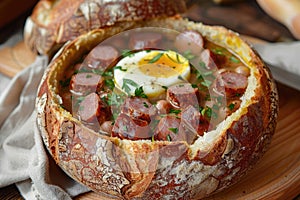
(257, 0), (300, 39)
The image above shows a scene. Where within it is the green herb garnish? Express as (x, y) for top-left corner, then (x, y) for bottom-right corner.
(148, 52), (163, 63)
(183, 50), (195, 60)
(168, 127), (178, 134)
(122, 78), (139, 94)
(230, 56), (240, 63)
(201, 80), (212, 87)
(228, 103), (235, 110)
(122, 49), (134, 57)
(114, 66), (127, 71)
(143, 102), (149, 108)
(199, 61), (207, 69)
(166, 134), (172, 141)
(135, 86), (148, 98)
(169, 109), (181, 115)
(105, 79), (115, 90)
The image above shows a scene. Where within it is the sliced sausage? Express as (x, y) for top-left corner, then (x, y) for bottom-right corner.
(70, 72), (103, 95)
(199, 49), (227, 70)
(154, 115), (186, 142)
(166, 83), (199, 109)
(174, 30), (204, 55)
(181, 105), (209, 136)
(84, 45), (119, 70)
(77, 93), (111, 125)
(129, 32), (163, 50)
(121, 97), (157, 123)
(111, 113), (150, 140)
(213, 71), (248, 98)
(77, 93), (100, 123)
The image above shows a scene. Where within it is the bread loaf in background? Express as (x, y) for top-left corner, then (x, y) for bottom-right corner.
(23, 0), (187, 56)
(257, 0), (300, 40)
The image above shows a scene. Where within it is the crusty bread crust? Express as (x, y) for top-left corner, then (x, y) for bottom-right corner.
(24, 0), (187, 56)
(36, 17), (279, 199)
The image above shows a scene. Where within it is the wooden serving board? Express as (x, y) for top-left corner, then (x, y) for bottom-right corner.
(0, 38), (299, 199)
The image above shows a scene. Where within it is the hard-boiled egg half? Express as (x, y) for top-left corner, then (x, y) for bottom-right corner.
(114, 50), (191, 98)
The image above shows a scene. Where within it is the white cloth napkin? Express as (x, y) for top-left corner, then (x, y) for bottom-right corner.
(253, 41), (300, 91)
(0, 56), (90, 200)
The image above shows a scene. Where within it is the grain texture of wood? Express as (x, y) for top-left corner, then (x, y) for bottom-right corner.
(0, 41), (36, 77)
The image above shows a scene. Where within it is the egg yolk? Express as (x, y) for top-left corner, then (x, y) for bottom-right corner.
(138, 51), (189, 78)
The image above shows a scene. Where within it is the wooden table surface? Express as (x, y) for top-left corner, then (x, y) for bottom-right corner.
(0, 0), (299, 199)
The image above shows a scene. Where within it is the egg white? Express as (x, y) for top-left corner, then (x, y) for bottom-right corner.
(114, 50), (191, 98)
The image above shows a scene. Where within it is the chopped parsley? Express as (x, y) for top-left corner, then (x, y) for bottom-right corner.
(199, 61), (207, 69)
(105, 79), (115, 90)
(151, 135), (155, 142)
(134, 86), (148, 98)
(166, 134), (172, 141)
(201, 80), (212, 87)
(168, 127), (178, 134)
(212, 48), (224, 55)
(230, 56), (240, 63)
(183, 50), (195, 60)
(165, 52), (185, 64)
(114, 66), (127, 71)
(200, 106), (217, 119)
(169, 109), (181, 115)
(161, 85), (168, 90)
(122, 49), (134, 57)
(148, 52), (163, 63)
(122, 78), (139, 94)
(143, 102), (149, 108)
(228, 103), (235, 110)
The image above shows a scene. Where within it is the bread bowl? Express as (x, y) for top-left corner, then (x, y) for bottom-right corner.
(24, 0), (187, 56)
(36, 16), (279, 199)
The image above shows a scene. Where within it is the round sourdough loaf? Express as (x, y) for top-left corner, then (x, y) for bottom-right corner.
(36, 17), (279, 199)
(24, 0), (187, 56)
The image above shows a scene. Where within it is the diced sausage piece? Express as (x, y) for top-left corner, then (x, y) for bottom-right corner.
(174, 30), (204, 55)
(112, 113), (150, 140)
(84, 45), (119, 70)
(214, 71), (248, 98)
(129, 32), (163, 50)
(155, 100), (171, 114)
(166, 83), (199, 109)
(77, 93), (111, 124)
(121, 97), (157, 123)
(70, 72), (103, 94)
(200, 49), (227, 70)
(77, 93), (100, 123)
(154, 115), (186, 142)
(181, 105), (209, 136)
